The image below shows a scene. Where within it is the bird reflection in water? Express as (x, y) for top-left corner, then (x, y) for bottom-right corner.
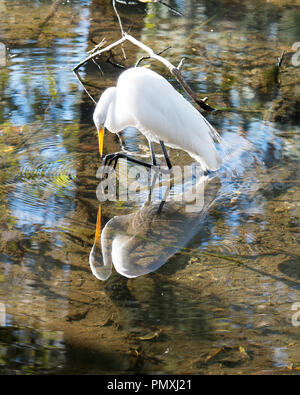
(89, 170), (221, 280)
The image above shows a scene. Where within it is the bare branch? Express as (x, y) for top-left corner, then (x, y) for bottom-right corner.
(37, 0), (62, 39)
(73, 33), (216, 112)
(135, 46), (171, 67)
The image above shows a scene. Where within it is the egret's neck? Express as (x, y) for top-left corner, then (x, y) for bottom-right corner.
(93, 87), (117, 131)
(104, 96), (119, 133)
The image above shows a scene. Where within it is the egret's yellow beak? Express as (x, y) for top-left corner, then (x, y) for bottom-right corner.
(98, 128), (104, 158)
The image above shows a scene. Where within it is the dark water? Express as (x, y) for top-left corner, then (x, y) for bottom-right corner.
(0, 0), (299, 374)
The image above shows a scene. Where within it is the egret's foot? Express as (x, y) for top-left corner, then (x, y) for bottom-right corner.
(101, 152), (173, 183)
(102, 152), (162, 172)
(103, 152), (121, 168)
(98, 153), (120, 180)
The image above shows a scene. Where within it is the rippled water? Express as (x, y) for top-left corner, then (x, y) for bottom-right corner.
(0, 0), (299, 374)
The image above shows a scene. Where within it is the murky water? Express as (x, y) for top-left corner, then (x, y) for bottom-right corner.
(0, 0), (299, 374)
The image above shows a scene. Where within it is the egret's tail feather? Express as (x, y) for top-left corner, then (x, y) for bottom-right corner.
(200, 113), (222, 144)
(191, 149), (222, 172)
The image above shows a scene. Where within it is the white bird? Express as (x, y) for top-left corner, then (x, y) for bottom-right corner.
(93, 67), (222, 172)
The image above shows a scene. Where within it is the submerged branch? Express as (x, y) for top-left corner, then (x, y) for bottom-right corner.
(37, 0), (62, 38)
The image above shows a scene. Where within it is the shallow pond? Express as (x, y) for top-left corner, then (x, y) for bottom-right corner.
(0, 0), (299, 374)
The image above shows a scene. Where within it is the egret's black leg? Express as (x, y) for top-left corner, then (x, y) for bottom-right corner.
(149, 141), (157, 166)
(157, 175), (175, 214)
(144, 140), (158, 202)
(159, 140), (172, 169)
(157, 199), (166, 214)
(115, 132), (126, 152)
(146, 169), (159, 204)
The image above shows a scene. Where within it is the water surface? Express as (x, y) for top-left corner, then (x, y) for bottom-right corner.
(0, 0), (299, 374)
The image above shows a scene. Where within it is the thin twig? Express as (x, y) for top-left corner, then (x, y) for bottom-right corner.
(88, 38), (107, 55)
(177, 58), (185, 71)
(73, 70), (97, 105)
(113, 0), (125, 36)
(92, 57), (104, 75)
(112, 0), (127, 59)
(107, 51), (127, 69)
(159, 0), (184, 16)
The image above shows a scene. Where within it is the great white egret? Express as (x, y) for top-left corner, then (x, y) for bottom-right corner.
(93, 67), (222, 172)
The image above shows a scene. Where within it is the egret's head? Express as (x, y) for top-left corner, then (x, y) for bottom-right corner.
(93, 87), (116, 157)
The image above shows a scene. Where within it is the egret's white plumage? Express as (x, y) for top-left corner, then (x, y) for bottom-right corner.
(93, 67), (221, 171)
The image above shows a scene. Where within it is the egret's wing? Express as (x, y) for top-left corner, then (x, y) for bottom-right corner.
(117, 68), (221, 170)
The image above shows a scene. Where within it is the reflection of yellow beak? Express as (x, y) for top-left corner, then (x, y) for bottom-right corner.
(98, 128), (104, 158)
(95, 206), (101, 243)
